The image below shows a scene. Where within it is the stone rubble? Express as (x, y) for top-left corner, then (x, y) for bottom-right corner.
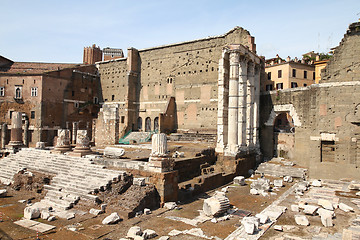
(163, 202), (177, 210)
(102, 212), (121, 225)
(339, 202), (354, 212)
(133, 177), (146, 186)
(294, 215), (309, 226)
(0, 189), (7, 197)
(317, 208), (334, 227)
(303, 205), (319, 215)
(233, 176), (246, 186)
(318, 199), (334, 211)
(250, 178), (271, 192)
(311, 179), (322, 187)
(241, 216), (260, 235)
(203, 191), (231, 217)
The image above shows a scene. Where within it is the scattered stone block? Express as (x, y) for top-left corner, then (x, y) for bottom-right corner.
(242, 216), (260, 235)
(48, 216), (56, 222)
(24, 207), (40, 220)
(221, 187), (228, 193)
(163, 202), (177, 210)
(41, 211), (50, 220)
(250, 189), (259, 195)
(203, 191), (230, 217)
(283, 176), (293, 183)
(56, 211), (75, 220)
(356, 192), (360, 196)
(317, 208), (333, 227)
(133, 236), (145, 240)
(273, 180), (283, 187)
(102, 212), (121, 225)
(158, 237), (170, 240)
(339, 203), (354, 212)
(303, 205), (319, 215)
(348, 181), (360, 190)
(291, 205), (300, 212)
(294, 215), (309, 226)
(311, 180), (322, 187)
(144, 208), (151, 215)
(234, 176), (246, 186)
(35, 142), (46, 149)
(18, 200), (26, 203)
(89, 208), (103, 216)
(255, 213), (269, 224)
(100, 204), (107, 212)
(250, 178), (270, 192)
(133, 178), (146, 186)
(104, 147), (125, 158)
(127, 226), (143, 238)
(168, 229), (182, 236)
(0, 189), (7, 197)
(318, 199), (334, 211)
(274, 225), (283, 231)
(143, 229), (157, 239)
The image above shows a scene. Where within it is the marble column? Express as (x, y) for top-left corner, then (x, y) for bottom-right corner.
(227, 51), (240, 154)
(72, 122), (78, 144)
(54, 129), (71, 153)
(8, 112), (23, 147)
(1, 123), (7, 149)
(149, 133), (173, 173)
(238, 57), (248, 149)
(23, 119), (29, 147)
(253, 65), (260, 149)
(216, 50), (229, 153)
(72, 130), (92, 156)
(246, 62), (255, 147)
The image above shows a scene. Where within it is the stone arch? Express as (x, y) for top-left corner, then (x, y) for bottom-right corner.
(265, 104), (301, 127)
(154, 117), (159, 132)
(145, 117), (151, 132)
(137, 117), (142, 131)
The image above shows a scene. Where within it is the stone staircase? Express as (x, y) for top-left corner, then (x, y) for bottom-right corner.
(0, 148), (127, 211)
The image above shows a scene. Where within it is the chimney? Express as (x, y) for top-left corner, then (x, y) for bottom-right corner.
(286, 56), (291, 62)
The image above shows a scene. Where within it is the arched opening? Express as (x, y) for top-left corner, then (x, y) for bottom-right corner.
(154, 117), (159, 132)
(273, 112), (295, 158)
(145, 117), (151, 132)
(137, 117), (142, 131)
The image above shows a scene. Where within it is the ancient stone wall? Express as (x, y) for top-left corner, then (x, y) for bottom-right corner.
(97, 27), (256, 136)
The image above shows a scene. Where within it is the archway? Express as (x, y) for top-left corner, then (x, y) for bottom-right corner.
(145, 117), (151, 132)
(137, 117), (142, 131)
(273, 112), (295, 158)
(154, 117), (159, 132)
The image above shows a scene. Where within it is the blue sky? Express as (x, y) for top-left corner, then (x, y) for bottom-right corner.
(1, 0), (359, 63)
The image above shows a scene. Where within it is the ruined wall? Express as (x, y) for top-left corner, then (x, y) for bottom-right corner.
(97, 27), (255, 135)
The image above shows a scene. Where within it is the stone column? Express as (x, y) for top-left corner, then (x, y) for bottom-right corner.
(53, 129), (71, 153)
(8, 112), (23, 147)
(23, 119), (29, 147)
(149, 133), (174, 173)
(238, 57), (248, 149)
(72, 122), (78, 144)
(253, 65), (260, 149)
(216, 50), (229, 153)
(72, 130), (92, 156)
(246, 62), (255, 148)
(1, 123), (7, 149)
(226, 51), (240, 155)
(66, 121), (70, 129)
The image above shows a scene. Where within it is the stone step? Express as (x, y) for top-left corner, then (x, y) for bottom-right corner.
(51, 177), (109, 192)
(49, 182), (96, 195)
(44, 196), (74, 209)
(40, 199), (72, 211)
(44, 185), (98, 202)
(46, 190), (80, 202)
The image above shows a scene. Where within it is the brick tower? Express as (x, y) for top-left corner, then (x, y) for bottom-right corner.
(83, 44), (102, 64)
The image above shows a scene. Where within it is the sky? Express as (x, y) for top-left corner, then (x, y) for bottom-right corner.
(1, 0), (359, 63)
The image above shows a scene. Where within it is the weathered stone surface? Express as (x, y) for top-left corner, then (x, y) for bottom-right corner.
(255, 213), (269, 224)
(158, 237), (170, 240)
(274, 225), (283, 231)
(274, 180), (283, 187)
(24, 207), (40, 219)
(203, 191), (230, 217)
(101, 204), (107, 212)
(311, 180), (322, 187)
(144, 208), (151, 215)
(348, 181), (360, 190)
(303, 205), (319, 215)
(133, 178), (146, 186)
(339, 203), (354, 212)
(291, 205), (299, 212)
(127, 226), (143, 238)
(317, 208), (333, 227)
(89, 208), (103, 216)
(168, 229), (182, 236)
(250, 189), (259, 195)
(102, 212), (121, 225)
(40, 211), (50, 220)
(294, 215), (309, 226)
(283, 176), (293, 183)
(242, 216), (260, 235)
(164, 202), (177, 210)
(143, 229), (157, 239)
(47, 216), (56, 222)
(0, 189), (7, 197)
(250, 178), (270, 192)
(234, 176), (246, 186)
(35, 142), (46, 149)
(318, 199), (334, 211)
(104, 147), (125, 158)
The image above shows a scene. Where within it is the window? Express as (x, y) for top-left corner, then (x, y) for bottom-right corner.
(93, 97), (99, 104)
(121, 116), (125, 124)
(291, 82), (298, 88)
(292, 69), (296, 78)
(267, 72), (271, 80)
(14, 86), (22, 99)
(31, 111), (35, 119)
(0, 87), (4, 96)
(72, 91), (75, 97)
(74, 102), (79, 108)
(313, 72), (315, 80)
(304, 84), (307, 87)
(31, 87), (38, 97)
(278, 70), (282, 78)
(276, 83), (283, 89)
(111, 95), (115, 101)
(266, 84), (273, 91)
(304, 70), (307, 79)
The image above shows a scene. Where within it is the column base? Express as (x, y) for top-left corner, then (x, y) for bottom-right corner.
(51, 145), (72, 154)
(69, 147), (92, 157)
(148, 156), (174, 173)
